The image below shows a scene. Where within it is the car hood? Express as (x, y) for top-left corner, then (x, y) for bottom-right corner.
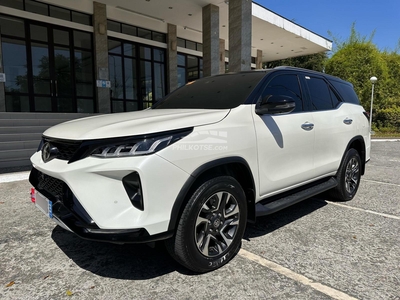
(43, 109), (230, 140)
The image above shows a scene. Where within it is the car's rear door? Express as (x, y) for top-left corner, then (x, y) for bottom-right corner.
(301, 74), (356, 177)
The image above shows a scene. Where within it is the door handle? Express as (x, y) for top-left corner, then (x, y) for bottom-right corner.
(50, 80), (53, 97)
(343, 118), (353, 125)
(301, 122), (314, 131)
(55, 80), (58, 97)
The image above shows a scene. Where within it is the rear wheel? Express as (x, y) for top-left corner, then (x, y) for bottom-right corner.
(329, 148), (361, 201)
(166, 176), (247, 273)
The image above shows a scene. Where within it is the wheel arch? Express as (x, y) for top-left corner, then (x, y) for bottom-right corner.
(342, 135), (366, 175)
(168, 157), (256, 231)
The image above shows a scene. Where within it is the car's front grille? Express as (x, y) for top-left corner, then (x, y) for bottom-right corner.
(36, 171), (65, 200)
(43, 138), (81, 161)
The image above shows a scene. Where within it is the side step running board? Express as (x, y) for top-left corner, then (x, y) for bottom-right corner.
(256, 177), (338, 217)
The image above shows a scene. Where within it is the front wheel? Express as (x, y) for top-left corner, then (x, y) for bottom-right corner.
(166, 176), (247, 273)
(329, 148), (362, 201)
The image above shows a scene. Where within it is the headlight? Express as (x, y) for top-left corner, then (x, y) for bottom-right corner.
(89, 128), (192, 158)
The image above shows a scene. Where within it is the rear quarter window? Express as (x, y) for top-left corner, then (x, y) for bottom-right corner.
(329, 80), (360, 105)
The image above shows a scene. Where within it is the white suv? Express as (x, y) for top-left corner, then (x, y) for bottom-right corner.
(30, 67), (370, 272)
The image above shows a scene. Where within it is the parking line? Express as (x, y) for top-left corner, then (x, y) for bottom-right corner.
(239, 249), (358, 300)
(325, 201), (400, 220)
(362, 179), (400, 188)
(0, 171), (30, 183)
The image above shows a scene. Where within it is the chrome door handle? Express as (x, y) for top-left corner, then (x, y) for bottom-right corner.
(301, 122), (314, 131)
(343, 118), (353, 125)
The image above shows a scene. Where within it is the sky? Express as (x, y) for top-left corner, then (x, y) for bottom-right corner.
(256, 0), (400, 52)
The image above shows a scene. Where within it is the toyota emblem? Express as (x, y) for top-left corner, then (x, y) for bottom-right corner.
(41, 142), (59, 163)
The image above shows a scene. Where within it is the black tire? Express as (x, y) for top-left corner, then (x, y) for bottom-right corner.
(329, 148), (362, 201)
(166, 176), (247, 273)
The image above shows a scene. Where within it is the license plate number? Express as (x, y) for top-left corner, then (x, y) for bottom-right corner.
(35, 191), (53, 218)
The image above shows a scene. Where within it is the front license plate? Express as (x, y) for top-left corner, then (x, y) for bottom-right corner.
(35, 191), (53, 218)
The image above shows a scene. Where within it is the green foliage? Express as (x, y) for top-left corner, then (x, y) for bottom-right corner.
(325, 23), (400, 133)
(265, 52), (328, 72)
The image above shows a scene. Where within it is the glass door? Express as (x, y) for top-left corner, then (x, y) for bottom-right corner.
(29, 23), (74, 112)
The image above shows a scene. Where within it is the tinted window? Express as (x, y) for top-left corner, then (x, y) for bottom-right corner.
(153, 72), (266, 109)
(329, 88), (341, 107)
(329, 80), (360, 105)
(262, 74), (303, 112)
(306, 77), (333, 110)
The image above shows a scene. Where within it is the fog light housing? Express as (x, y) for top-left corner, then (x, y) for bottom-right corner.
(122, 172), (144, 211)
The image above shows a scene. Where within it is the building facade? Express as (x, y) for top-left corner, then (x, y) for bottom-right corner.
(0, 0), (332, 168)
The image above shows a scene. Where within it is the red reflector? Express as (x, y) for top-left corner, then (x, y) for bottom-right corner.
(31, 188), (36, 203)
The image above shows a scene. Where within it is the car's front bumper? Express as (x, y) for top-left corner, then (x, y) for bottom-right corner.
(30, 150), (190, 242)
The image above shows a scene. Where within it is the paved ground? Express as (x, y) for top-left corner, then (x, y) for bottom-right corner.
(0, 141), (399, 300)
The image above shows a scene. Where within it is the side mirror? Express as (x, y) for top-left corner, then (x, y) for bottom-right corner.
(255, 95), (296, 115)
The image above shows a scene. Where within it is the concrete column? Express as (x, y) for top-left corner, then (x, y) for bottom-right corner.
(93, 2), (110, 113)
(256, 49), (262, 69)
(202, 4), (220, 77)
(229, 0), (252, 72)
(219, 39), (225, 74)
(167, 23), (178, 93)
(0, 28), (5, 112)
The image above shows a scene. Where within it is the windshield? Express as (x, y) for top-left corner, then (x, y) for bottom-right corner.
(152, 72), (267, 109)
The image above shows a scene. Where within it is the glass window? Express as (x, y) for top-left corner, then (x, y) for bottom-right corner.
(123, 43), (135, 57)
(177, 67), (186, 88)
(187, 55), (199, 82)
(140, 61), (153, 101)
(140, 46), (151, 60)
(50, 6), (70, 21)
(154, 62), (165, 100)
(108, 39), (122, 54)
(329, 88), (341, 107)
(152, 32), (166, 43)
(186, 40), (196, 51)
(177, 54), (186, 67)
(197, 43), (203, 52)
(126, 101), (138, 111)
(75, 50), (93, 97)
(34, 97), (52, 111)
(72, 11), (92, 26)
(177, 38), (185, 48)
(153, 49), (165, 63)
(77, 98), (94, 113)
(330, 80), (360, 105)
(25, 0), (48, 16)
(107, 20), (120, 33)
(0, 16), (25, 38)
(154, 72), (267, 109)
(137, 28), (151, 40)
(262, 74), (303, 112)
(31, 43), (50, 94)
(122, 24), (136, 36)
(112, 100), (124, 112)
(74, 31), (91, 49)
(109, 55), (123, 99)
(2, 38), (28, 93)
(306, 77), (333, 110)
(0, 0), (24, 10)
(6, 95), (29, 112)
(124, 58), (137, 100)
(30, 24), (48, 42)
(53, 29), (69, 45)
(57, 98), (74, 112)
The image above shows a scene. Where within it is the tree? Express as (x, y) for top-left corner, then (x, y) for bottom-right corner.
(265, 52), (328, 72)
(325, 23), (400, 132)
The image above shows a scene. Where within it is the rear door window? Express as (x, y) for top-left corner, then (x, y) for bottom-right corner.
(306, 76), (335, 110)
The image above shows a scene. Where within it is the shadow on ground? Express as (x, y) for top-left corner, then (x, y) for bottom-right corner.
(52, 197), (327, 279)
(244, 197), (327, 240)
